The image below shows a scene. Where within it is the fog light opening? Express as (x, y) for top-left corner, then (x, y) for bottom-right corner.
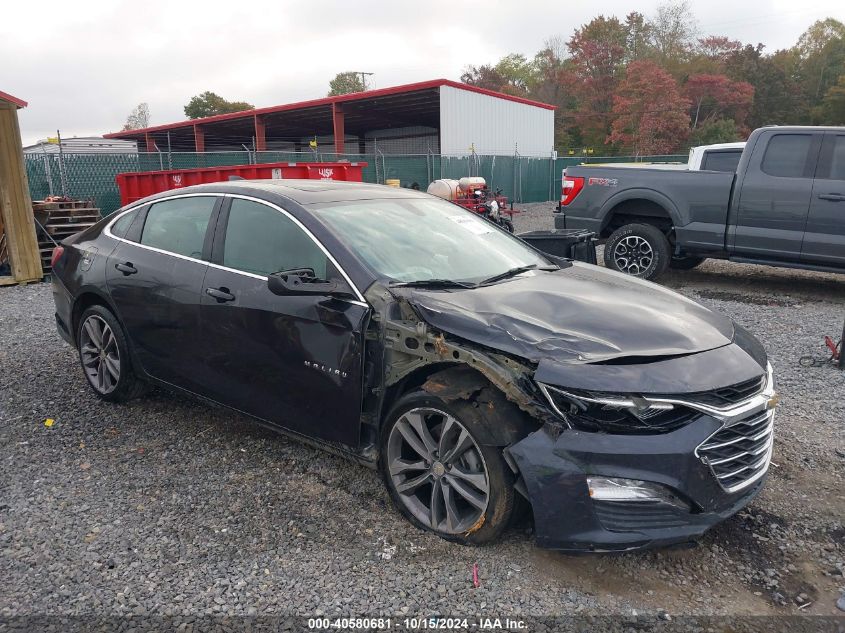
(587, 477), (690, 510)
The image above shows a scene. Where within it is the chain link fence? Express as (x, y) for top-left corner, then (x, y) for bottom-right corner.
(25, 151), (687, 216)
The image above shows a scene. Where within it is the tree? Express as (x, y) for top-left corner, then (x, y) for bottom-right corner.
(609, 60), (690, 154)
(183, 92), (254, 119)
(567, 16), (630, 150)
(689, 118), (741, 145)
(725, 44), (808, 127)
(328, 72), (366, 96)
(793, 19), (845, 118)
(647, 0), (699, 72)
(624, 12), (653, 62)
(820, 74), (845, 123)
(122, 103), (150, 131)
(462, 54), (538, 96)
(684, 74), (754, 130)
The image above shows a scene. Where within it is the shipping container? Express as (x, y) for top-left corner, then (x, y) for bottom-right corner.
(115, 161), (367, 206)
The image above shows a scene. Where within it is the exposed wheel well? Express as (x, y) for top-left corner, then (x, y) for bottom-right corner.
(380, 362), (459, 422)
(601, 200), (673, 239)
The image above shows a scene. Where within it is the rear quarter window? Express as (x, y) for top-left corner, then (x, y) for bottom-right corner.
(760, 134), (812, 178)
(109, 209), (139, 239)
(702, 150), (742, 172)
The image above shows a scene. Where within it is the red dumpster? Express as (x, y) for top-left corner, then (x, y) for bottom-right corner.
(115, 161), (368, 206)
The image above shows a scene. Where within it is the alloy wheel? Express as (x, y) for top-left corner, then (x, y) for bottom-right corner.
(613, 235), (654, 275)
(386, 407), (490, 534)
(79, 315), (121, 394)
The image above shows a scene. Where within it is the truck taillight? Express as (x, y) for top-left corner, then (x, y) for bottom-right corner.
(561, 176), (584, 206)
(50, 246), (65, 268)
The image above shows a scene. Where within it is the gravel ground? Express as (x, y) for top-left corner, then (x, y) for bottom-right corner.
(1, 207), (844, 619)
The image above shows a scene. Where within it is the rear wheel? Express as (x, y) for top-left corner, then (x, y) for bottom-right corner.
(669, 255), (706, 270)
(380, 390), (516, 544)
(77, 305), (147, 402)
(604, 223), (670, 280)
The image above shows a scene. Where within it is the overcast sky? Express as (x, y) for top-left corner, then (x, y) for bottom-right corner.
(4, 0), (843, 146)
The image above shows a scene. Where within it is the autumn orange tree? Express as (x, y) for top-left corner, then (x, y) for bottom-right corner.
(608, 61), (690, 155)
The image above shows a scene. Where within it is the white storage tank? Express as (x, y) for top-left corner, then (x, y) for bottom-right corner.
(427, 179), (461, 201)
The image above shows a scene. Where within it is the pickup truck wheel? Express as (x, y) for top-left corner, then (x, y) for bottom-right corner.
(669, 255), (706, 270)
(604, 223), (670, 280)
(380, 390), (516, 545)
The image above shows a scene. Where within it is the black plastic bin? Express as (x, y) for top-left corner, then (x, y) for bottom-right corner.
(518, 229), (598, 264)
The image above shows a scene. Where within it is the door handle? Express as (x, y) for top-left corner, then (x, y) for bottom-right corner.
(206, 287), (236, 302)
(114, 262), (137, 275)
(818, 193), (845, 201)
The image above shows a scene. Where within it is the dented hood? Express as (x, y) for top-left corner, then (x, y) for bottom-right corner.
(403, 262), (735, 364)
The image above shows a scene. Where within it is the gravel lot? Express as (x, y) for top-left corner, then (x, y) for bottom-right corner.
(1, 204), (843, 619)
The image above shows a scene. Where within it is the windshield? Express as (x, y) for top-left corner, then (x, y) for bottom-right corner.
(310, 197), (550, 284)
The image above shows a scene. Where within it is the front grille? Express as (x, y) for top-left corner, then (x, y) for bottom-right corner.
(673, 375), (766, 409)
(697, 409), (774, 493)
(593, 500), (689, 532)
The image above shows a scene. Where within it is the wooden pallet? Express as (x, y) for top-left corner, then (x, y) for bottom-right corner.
(33, 200), (101, 274)
(32, 200), (94, 212)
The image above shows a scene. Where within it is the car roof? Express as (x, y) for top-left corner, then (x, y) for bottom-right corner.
(137, 179), (431, 206)
(698, 142), (746, 151)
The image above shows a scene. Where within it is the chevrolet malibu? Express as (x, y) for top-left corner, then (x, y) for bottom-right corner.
(50, 181), (778, 551)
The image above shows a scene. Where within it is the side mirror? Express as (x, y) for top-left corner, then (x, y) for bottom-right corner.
(267, 272), (339, 296)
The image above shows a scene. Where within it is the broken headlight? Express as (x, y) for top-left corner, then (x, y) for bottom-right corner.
(538, 384), (699, 434)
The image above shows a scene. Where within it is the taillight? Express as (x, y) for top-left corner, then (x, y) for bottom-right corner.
(561, 175), (585, 206)
(50, 246), (65, 268)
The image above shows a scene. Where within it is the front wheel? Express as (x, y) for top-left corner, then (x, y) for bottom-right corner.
(604, 223), (670, 280)
(380, 390), (516, 544)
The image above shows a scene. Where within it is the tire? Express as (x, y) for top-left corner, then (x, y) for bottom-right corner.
(604, 223), (670, 280)
(380, 389), (516, 545)
(669, 255), (706, 270)
(77, 305), (148, 402)
(501, 218), (514, 233)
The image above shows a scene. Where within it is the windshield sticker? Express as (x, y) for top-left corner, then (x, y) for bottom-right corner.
(588, 177), (618, 187)
(448, 215), (494, 235)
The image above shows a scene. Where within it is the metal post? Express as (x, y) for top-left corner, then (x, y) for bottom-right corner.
(374, 138), (380, 183)
(426, 146), (432, 184)
(167, 131), (172, 169)
(56, 129), (68, 197)
(41, 145), (54, 197)
(839, 316), (845, 370)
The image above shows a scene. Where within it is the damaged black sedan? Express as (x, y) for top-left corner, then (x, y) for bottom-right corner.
(50, 181), (778, 551)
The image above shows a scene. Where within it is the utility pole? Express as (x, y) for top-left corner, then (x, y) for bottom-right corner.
(353, 72), (374, 91)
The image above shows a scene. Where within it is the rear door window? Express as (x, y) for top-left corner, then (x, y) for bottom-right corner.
(140, 197), (217, 259)
(761, 134), (812, 178)
(702, 150), (742, 172)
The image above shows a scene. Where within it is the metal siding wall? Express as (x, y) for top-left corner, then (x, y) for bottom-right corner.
(439, 85), (553, 156)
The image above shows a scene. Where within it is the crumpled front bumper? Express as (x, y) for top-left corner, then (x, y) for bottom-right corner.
(506, 413), (768, 552)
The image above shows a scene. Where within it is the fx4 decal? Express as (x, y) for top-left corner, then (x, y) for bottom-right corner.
(588, 177), (618, 187)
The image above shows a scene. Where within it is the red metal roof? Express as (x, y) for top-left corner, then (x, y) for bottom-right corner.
(0, 90), (27, 108)
(104, 79), (555, 138)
